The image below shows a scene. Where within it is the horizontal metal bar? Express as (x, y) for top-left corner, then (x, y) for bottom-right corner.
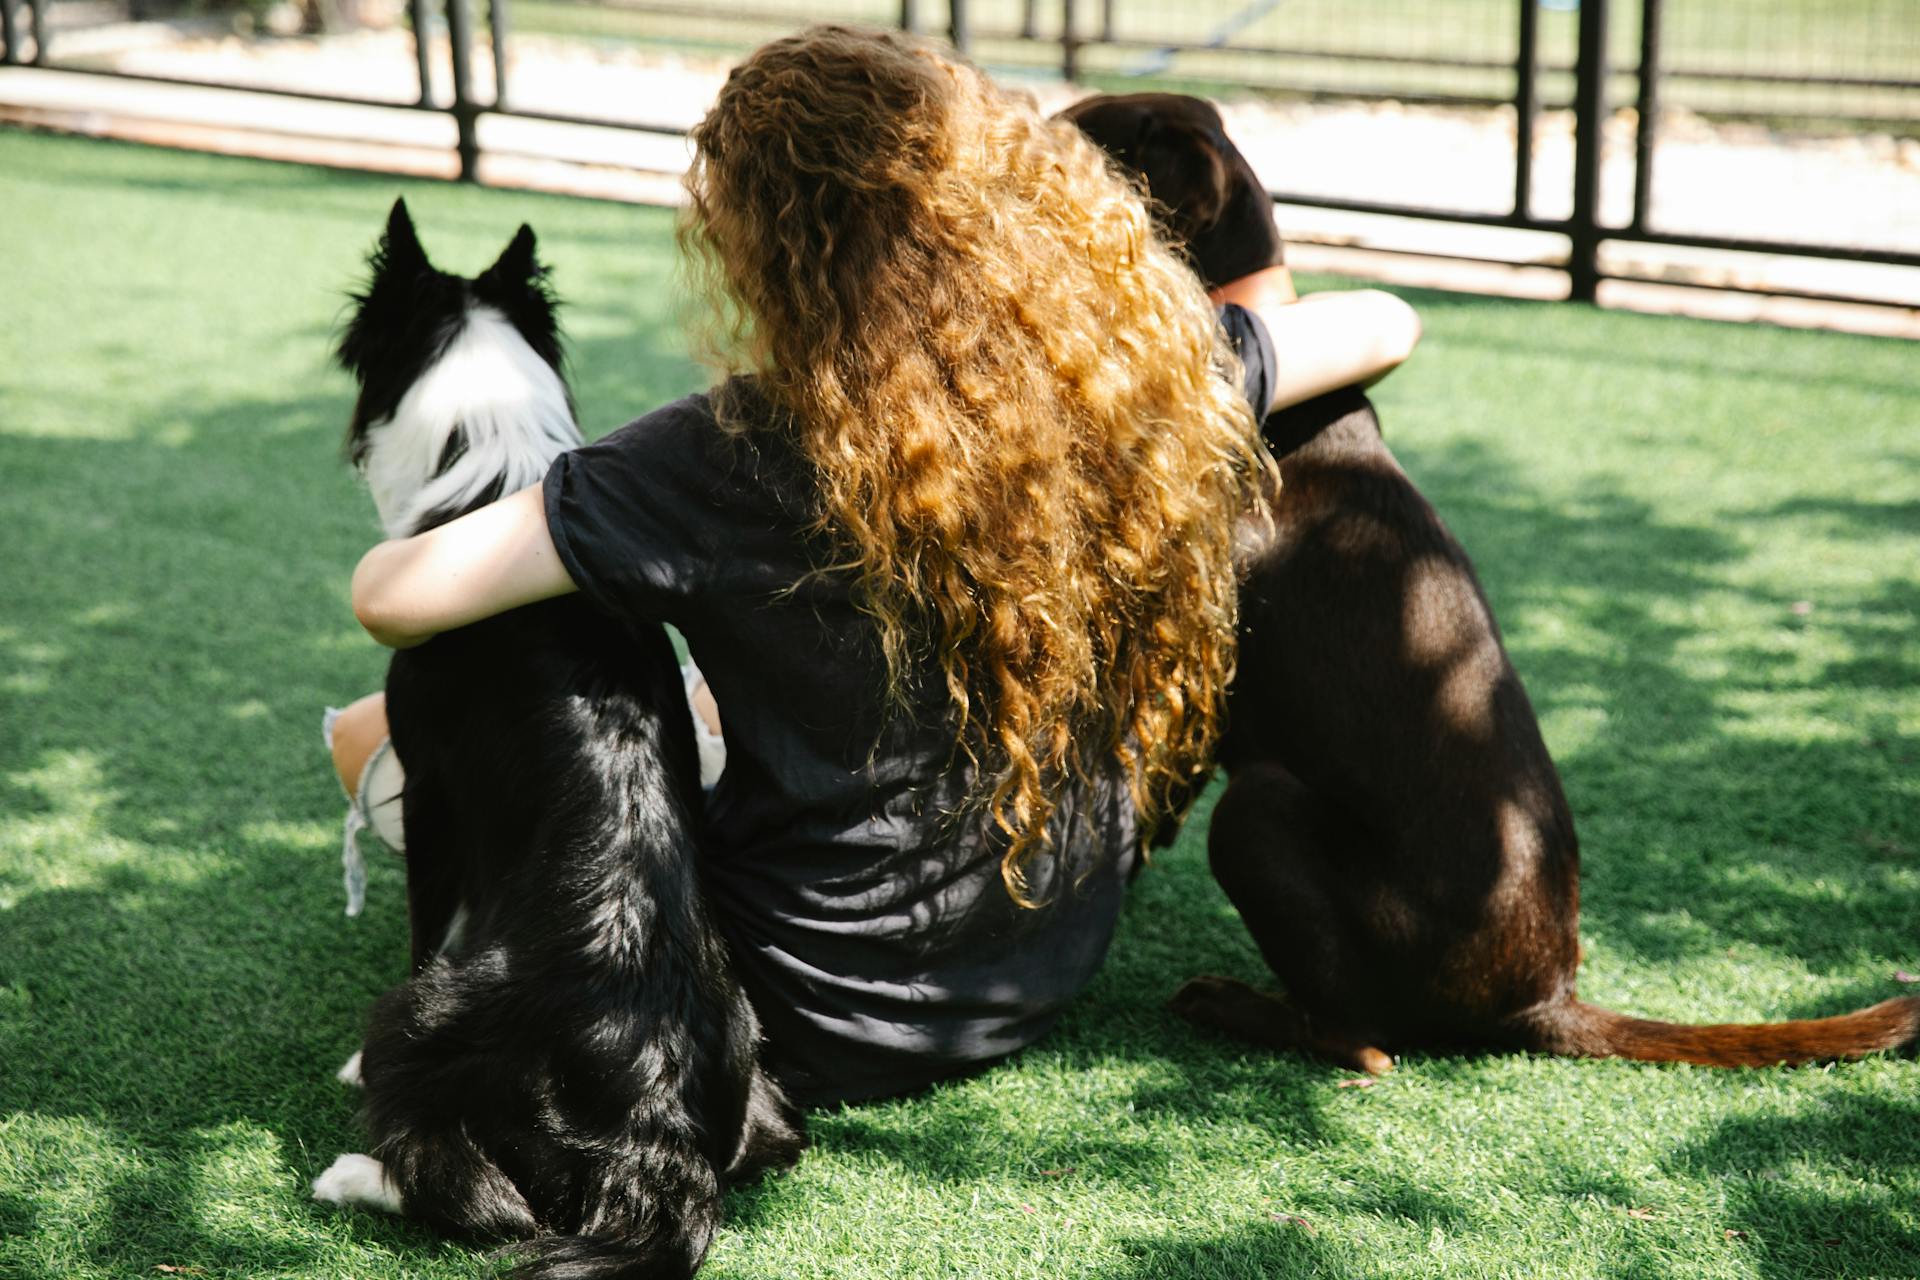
(25, 62), (432, 110)
(534, 0), (885, 29)
(486, 104), (690, 137)
(1089, 33), (1520, 71)
(1271, 191), (1571, 234)
(1601, 273), (1919, 311)
(1659, 66), (1919, 91)
(1286, 234), (1568, 270)
(1269, 193), (1920, 272)
(17, 64), (690, 136)
(1602, 226), (1920, 271)
(1212, 85), (1520, 108)
(1286, 239), (1914, 312)
(1668, 104), (1920, 126)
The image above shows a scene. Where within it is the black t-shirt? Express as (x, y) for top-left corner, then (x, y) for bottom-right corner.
(542, 306), (1275, 1106)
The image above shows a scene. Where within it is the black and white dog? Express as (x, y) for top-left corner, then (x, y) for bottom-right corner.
(312, 199), (803, 1279)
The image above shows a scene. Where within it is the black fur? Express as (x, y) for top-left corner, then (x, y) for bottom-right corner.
(334, 199), (804, 1279)
(1058, 91), (1285, 290)
(337, 202), (571, 467)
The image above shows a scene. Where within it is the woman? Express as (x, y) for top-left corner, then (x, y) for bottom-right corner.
(338, 25), (1419, 1106)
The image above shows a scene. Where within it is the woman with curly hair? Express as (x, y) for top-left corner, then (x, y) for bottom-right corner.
(342, 24), (1418, 1105)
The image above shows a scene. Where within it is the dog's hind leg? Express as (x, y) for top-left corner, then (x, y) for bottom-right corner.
(1170, 976), (1393, 1075)
(397, 777), (466, 971)
(1181, 763), (1395, 1073)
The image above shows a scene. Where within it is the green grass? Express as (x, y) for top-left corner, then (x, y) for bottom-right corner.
(1, 127), (1916, 1280)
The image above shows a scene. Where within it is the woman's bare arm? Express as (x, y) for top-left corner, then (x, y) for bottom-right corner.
(351, 483), (578, 650)
(1212, 266), (1421, 412)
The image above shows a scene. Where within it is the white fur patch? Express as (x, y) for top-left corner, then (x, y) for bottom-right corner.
(336, 1049), (364, 1087)
(312, 1153), (405, 1215)
(440, 903), (472, 955)
(682, 659), (727, 789)
(361, 304), (581, 537)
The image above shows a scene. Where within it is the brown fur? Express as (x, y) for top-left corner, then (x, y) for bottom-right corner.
(1066, 92), (1920, 1072)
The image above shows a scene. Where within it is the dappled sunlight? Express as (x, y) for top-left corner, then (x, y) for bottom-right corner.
(0, 1115), (143, 1270)
(180, 1122), (316, 1249)
(0, 750), (146, 896)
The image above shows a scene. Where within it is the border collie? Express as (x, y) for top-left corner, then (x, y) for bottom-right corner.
(312, 199), (804, 1279)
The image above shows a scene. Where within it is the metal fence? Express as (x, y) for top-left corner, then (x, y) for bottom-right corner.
(4, 0), (1916, 306)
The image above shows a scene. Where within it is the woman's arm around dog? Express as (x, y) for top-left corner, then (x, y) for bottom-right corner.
(352, 483), (576, 649)
(1214, 266), (1421, 411)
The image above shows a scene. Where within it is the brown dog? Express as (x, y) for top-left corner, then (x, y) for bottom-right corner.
(1064, 92), (1920, 1073)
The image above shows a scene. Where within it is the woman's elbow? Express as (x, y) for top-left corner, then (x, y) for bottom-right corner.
(1376, 291), (1422, 370)
(351, 542), (429, 650)
(1361, 291), (1421, 386)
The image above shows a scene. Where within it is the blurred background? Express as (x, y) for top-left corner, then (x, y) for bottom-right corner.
(3, 0), (1916, 328)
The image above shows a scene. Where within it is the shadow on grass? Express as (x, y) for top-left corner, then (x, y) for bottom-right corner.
(1375, 434), (1918, 987)
(1097, 1225), (1355, 1280)
(1675, 1096), (1920, 1280)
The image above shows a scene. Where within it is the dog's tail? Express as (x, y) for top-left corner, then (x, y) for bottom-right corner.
(1518, 994), (1920, 1067)
(502, 1137), (723, 1280)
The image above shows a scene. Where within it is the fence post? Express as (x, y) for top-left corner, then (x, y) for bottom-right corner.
(899, 0), (919, 35)
(1100, 0), (1114, 42)
(949, 0), (969, 53)
(27, 0), (43, 62)
(1631, 0), (1661, 231)
(2, 0), (19, 67)
(1061, 0), (1079, 81)
(1569, 0), (1609, 302)
(446, 0), (480, 182)
(1512, 0), (1538, 220)
(1021, 0), (1037, 40)
(410, 0), (433, 105)
(489, 0), (510, 110)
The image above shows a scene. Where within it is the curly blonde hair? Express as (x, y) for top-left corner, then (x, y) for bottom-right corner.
(681, 25), (1272, 902)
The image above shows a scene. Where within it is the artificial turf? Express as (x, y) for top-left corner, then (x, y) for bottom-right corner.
(1, 127), (1915, 1280)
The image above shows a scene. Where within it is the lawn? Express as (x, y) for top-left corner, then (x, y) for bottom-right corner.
(1, 127), (1916, 1280)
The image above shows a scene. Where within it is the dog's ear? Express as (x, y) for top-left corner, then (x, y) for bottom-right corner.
(1135, 116), (1232, 244)
(376, 197), (431, 276)
(480, 224), (542, 289)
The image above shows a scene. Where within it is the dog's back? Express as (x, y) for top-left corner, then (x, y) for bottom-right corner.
(1222, 386), (1583, 1034)
(327, 200), (802, 1279)
(370, 597), (800, 1272)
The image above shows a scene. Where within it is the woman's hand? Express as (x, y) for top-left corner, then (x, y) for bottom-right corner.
(352, 483), (578, 649)
(1211, 266), (1422, 412)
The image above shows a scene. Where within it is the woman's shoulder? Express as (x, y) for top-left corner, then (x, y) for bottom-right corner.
(588, 384), (723, 451)
(587, 377), (788, 463)
(564, 376), (814, 535)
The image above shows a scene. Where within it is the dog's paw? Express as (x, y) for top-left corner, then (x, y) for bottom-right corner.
(1353, 1045), (1396, 1076)
(335, 1049), (364, 1088)
(312, 1153), (404, 1215)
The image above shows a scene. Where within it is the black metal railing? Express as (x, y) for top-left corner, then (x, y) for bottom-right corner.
(4, 0), (1916, 308)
